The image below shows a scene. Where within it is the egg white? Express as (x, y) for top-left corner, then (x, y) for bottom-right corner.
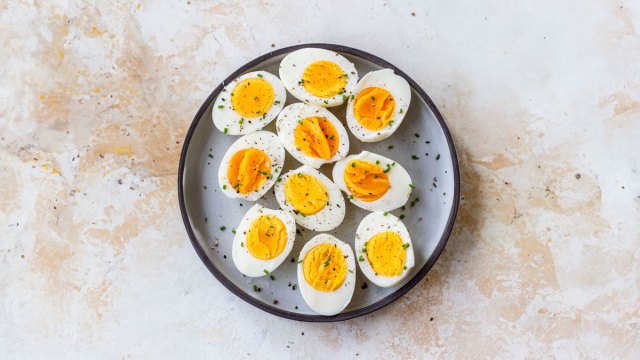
(212, 71), (287, 135)
(355, 212), (414, 288)
(276, 103), (349, 169)
(332, 151), (413, 212)
(274, 165), (345, 231)
(346, 69), (411, 142)
(218, 131), (285, 201)
(297, 234), (356, 316)
(279, 48), (358, 107)
(231, 204), (297, 277)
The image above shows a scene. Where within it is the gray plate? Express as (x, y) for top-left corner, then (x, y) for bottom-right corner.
(178, 44), (460, 322)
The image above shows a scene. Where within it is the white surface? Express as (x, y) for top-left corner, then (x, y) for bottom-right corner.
(1, 0), (639, 358)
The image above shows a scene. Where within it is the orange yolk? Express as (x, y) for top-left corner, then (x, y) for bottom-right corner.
(302, 60), (347, 98)
(231, 77), (275, 118)
(365, 232), (406, 277)
(343, 160), (390, 202)
(227, 148), (271, 194)
(246, 215), (287, 260)
(293, 116), (340, 160)
(284, 173), (328, 216)
(303, 243), (347, 292)
(353, 87), (395, 130)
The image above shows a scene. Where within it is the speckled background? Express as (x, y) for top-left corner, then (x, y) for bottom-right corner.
(1, 0), (639, 358)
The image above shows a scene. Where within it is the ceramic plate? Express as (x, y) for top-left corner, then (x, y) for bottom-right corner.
(178, 44), (460, 322)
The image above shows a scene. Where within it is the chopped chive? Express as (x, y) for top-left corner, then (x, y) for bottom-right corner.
(351, 95), (355, 100)
(263, 269), (269, 275)
(403, 266), (407, 270)
(383, 211), (389, 216)
(358, 255), (364, 262)
(409, 184), (415, 189)
(329, 135), (335, 140)
(402, 243), (410, 249)
(323, 256), (331, 266)
(220, 226), (226, 231)
(223, 185), (227, 190)
(399, 108), (404, 114)
(411, 155), (419, 160)
(232, 229), (237, 234)
(323, 100), (328, 104)
(208, 153), (214, 158)
(240, 242), (244, 247)
(298, 259), (303, 263)
(223, 128), (228, 134)
(239, 118), (244, 125)
(436, 153), (441, 160)
(348, 269), (353, 273)
(375, 160), (380, 164)
(351, 162), (356, 168)
(371, 96), (375, 101)
(349, 195), (353, 200)
(218, 105), (224, 109)
(274, 100), (280, 105)
(257, 73), (263, 78)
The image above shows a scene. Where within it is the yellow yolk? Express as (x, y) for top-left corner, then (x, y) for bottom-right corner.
(365, 232), (406, 277)
(230, 77), (275, 118)
(227, 148), (271, 194)
(353, 87), (395, 130)
(303, 243), (347, 292)
(246, 215), (287, 260)
(284, 173), (328, 216)
(343, 160), (390, 202)
(302, 60), (347, 98)
(293, 116), (340, 160)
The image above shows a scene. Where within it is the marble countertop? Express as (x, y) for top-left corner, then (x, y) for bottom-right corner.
(2, 1), (639, 358)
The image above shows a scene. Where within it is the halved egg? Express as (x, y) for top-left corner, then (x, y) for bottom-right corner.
(297, 234), (356, 316)
(355, 212), (414, 287)
(212, 71), (287, 135)
(218, 131), (285, 201)
(232, 204), (296, 277)
(275, 165), (345, 231)
(346, 69), (411, 142)
(276, 103), (349, 168)
(279, 48), (358, 107)
(332, 151), (413, 212)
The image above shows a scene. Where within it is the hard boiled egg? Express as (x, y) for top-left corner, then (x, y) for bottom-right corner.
(346, 69), (411, 142)
(276, 103), (349, 168)
(212, 71), (286, 135)
(355, 212), (414, 287)
(275, 165), (345, 231)
(279, 48), (358, 107)
(297, 234), (356, 316)
(232, 204), (297, 277)
(218, 131), (285, 201)
(332, 151), (413, 212)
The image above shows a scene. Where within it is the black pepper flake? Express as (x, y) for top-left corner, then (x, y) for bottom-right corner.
(575, 173), (581, 179)
(414, 133), (420, 138)
(292, 284), (297, 290)
(388, 145), (394, 150)
(411, 155), (419, 160)
(361, 282), (368, 289)
(273, 299), (279, 304)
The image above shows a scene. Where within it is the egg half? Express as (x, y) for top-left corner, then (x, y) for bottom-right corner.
(297, 234), (356, 316)
(355, 212), (414, 287)
(212, 71), (287, 135)
(332, 151), (413, 212)
(276, 103), (349, 169)
(275, 165), (345, 231)
(231, 204), (297, 277)
(346, 69), (411, 142)
(218, 131), (285, 201)
(279, 48), (358, 107)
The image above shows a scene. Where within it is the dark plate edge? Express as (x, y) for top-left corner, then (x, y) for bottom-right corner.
(177, 43), (461, 322)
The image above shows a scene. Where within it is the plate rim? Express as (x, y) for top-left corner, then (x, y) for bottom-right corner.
(177, 43), (460, 322)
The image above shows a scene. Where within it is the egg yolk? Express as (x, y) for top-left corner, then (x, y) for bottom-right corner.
(293, 116), (340, 160)
(303, 243), (347, 292)
(302, 60), (347, 98)
(365, 231), (406, 277)
(353, 87), (395, 131)
(284, 173), (328, 216)
(246, 215), (287, 260)
(343, 160), (390, 202)
(227, 148), (271, 194)
(230, 78), (275, 118)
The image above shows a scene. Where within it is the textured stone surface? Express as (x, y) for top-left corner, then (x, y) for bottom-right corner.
(1, 0), (639, 358)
